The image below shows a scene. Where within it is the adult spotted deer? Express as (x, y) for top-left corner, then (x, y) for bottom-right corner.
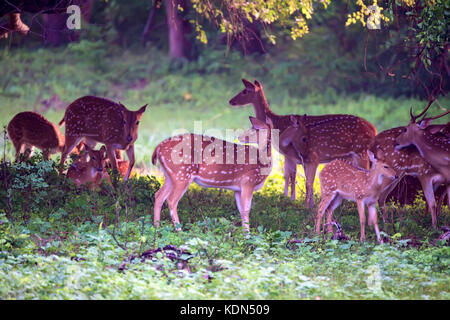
(7, 111), (65, 161)
(316, 151), (398, 243)
(152, 117), (272, 232)
(66, 145), (111, 189)
(58, 96), (147, 180)
(371, 127), (448, 229)
(395, 101), (450, 181)
(231, 80), (377, 209)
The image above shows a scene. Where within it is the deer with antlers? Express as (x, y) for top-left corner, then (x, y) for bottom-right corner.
(229, 79), (377, 209)
(58, 96), (147, 180)
(152, 117), (272, 232)
(371, 126), (449, 229)
(316, 151), (398, 243)
(66, 145), (111, 189)
(395, 101), (450, 182)
(7, 111), (65, 161)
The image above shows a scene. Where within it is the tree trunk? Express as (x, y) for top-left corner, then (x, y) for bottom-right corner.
(164, 0), (190, 59)
(42, 13), (75, 45)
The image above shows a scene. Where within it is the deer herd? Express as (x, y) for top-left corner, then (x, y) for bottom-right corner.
(6, 79), (450, 243)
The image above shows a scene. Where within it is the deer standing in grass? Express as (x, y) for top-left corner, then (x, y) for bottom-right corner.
(229, 79), (377, 208)
(316, 151), (398, 243)
(152, 117), (272, 232)
(7, 111), (65, 161)
(66, 145), (111, 189)
(58, 96), (147, 180)
(371, 127), (448, 229)
(395, 101), (450, 181)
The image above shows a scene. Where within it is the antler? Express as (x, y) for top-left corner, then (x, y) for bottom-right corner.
(410, 99), (435, 123)
(421, 109), (450, 123)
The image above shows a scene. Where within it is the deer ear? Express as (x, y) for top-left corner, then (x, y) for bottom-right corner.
(428, 124), (446, 134)
(249, 116), (266, 130)
(242, 78), (254, 88)
(254, 80), (262, 88)
(418, 119), (432, 129)
(289, 115), (298, 127)
(375, 149), (384, 161)
(138, 104), (147, 114)
(367, 150), (376, 162)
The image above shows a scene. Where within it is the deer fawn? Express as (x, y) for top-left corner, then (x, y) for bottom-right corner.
(152, 117), (272, 232)
(58, 96), (147, 180)
(7, 111), (65, 161)
(316, 151), (398, 243)
(395, 101), (450, 182)
(66, 145), (111, 189)
(371, 127), (448, 229)
(229, 79), (377, 209)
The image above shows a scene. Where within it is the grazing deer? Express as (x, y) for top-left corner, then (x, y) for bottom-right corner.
(105, 149), (131, 178)
(66, 145), (111, 189)
(395, 101), (450, 181)
(7, 111), (65, 161)
(152, 117), (272, 232)
(371, 127), (448, 229)
(58, 96), (147, 180)
(229, 79), (377, 208)
(316, 151), (398, 243)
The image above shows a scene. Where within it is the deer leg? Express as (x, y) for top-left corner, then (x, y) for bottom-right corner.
(284, 157), (297, 200)
(153, 177), (173, 227)
(325, 196), (342, 234)
(234, 191), (243, 213)
(42, 149), (50, 161)
(124, 145), (135, 181)
(418, 176), (437, 229)
(237, 184), (255, 233)
(368, 203), (382, 244)
(166, 180), (191, 231)
(378, 178), (400, 230)
(357, 200), (366, 243)
(304, 161), (318, 209)
(60, 136), (83, 174)
(13, 141), (23, 161)
(316, 192), (336, 234)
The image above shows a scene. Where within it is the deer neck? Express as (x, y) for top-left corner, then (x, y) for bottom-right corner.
(367, 169), (386, 195)
(253, 90), (276, 123)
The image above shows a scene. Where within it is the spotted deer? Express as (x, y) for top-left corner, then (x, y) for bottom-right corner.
(66, 145), (111, 189)
(7, 111), (65, 161)
(152, 117), (272, 232)
(371, 127), (448, 229)
(58, 96), (147, 180)
(316, 151), (398, 243)
(395, 101), (450, 181)
(230, 80), (377, 208)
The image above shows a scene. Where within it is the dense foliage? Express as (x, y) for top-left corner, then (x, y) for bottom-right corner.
(0, 156), (449, 299)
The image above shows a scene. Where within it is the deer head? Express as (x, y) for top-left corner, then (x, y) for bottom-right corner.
(85, 145), (108, 173)
(229, 79), (262, 107)
(396, 101), (449, 149)
(117, 102), (147, 146)
(367, 150), (398, 184)
(279, 115), (309, 158)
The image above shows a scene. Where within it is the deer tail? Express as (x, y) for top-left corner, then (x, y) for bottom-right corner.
(58, 116), (65, 126)
(151, 146), (159, 165)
